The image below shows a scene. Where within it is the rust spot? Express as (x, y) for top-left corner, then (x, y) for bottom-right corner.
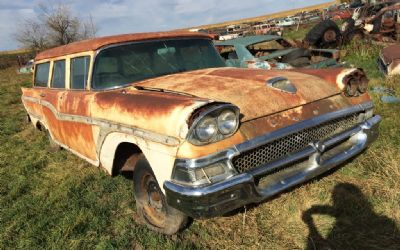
(94, 90), (200, 119)
(137, 68), (341, 122)
(290, 68), (345, 89)
(59, 121), (97, 160)
(61, 91), (93, 116)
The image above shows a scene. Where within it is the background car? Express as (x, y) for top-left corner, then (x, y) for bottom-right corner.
(215, 35), (340, 69)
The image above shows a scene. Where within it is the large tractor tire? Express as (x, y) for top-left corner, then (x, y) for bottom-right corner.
(305, 20), (342, 48)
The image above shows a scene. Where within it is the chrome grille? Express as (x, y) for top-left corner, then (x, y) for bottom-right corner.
(232, 113), (361, 173)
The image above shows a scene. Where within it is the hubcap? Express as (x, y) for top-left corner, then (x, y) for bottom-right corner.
(324, 29), (337, 42)
(140, 173), (166, 226)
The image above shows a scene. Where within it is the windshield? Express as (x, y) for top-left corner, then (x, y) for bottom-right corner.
(92, 38), (225, 90)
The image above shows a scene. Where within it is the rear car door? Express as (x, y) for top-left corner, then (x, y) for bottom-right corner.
(40, 59), (67, 145)
(57, 56), (98, 162)
(21, 62), (51, 125)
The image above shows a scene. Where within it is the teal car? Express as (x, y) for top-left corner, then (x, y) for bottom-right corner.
(214, 35), (340, 69)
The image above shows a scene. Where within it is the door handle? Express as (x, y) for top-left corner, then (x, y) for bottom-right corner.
(40, 93), (46, 97)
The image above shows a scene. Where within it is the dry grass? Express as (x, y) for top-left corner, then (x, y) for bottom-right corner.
(0, 48), (32, 56)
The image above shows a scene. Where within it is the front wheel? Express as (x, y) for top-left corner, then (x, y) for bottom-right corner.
(133, 154), (188, 235)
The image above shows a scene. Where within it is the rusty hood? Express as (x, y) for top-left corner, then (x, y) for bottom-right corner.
(135, 68), (342, 121)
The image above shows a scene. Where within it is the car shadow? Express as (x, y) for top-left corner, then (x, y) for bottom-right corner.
(302, 182), (400, 249)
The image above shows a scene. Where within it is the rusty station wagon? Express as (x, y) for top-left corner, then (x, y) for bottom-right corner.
(21, 31), (381, 234)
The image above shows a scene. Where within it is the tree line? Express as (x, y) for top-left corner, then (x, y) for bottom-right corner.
(15, 4), (98, 52)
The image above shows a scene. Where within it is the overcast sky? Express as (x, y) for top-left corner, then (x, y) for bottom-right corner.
(0, 0), (331, 51)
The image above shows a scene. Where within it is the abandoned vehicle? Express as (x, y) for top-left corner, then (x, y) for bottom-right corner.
(215, 35), (340, 69)
(21, 31), (381, 234)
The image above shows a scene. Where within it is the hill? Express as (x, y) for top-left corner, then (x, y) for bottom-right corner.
(191, 0), (340, 30)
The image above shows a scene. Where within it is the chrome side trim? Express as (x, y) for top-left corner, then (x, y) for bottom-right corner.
(25, 109), (99, 166)
(21, 96), (180, 148)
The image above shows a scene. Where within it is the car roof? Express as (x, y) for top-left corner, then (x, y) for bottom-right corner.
(215, 35), (282, 46)
(35, 31), (211, 61)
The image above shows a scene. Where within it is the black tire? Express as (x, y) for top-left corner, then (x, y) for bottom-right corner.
(133, 154), (188, 235)
(305, 20), (341, 48)
(281, 48), (311, 63)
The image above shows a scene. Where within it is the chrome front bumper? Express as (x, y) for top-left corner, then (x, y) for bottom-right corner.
(164, 115), (381, 218)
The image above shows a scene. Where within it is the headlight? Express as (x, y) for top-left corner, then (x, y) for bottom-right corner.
(187, 104), (240, 145)
(217, 110), (238, 135)
(343, 69), (369, 97)
(195, 117), (218, 142)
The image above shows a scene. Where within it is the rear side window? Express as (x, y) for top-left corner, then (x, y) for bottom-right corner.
(34, 62), (50, 87)
(71, 56), (90, 90)
(51, 60), (66, 88)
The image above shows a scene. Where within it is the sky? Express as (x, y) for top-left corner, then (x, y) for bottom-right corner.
(0, 0), (331, 51)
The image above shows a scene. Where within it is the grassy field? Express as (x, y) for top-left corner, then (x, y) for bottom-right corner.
(1, 38), (400, 249)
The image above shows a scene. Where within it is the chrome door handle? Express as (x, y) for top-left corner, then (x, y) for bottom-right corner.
(40, 93), (46, 97)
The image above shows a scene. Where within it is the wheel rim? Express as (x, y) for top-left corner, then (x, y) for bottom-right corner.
(140, 173), (166, 226)
(324, 29), (337, 42)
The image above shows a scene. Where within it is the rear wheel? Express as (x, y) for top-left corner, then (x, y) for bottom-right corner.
(133, 154), (188, 235)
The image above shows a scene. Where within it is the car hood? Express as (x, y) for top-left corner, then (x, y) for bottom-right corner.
(135, 67), (341, 121)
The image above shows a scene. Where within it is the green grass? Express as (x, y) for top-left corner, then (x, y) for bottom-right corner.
(1, 39), (400, 249)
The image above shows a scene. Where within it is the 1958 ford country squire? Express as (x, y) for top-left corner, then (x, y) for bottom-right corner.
(21, 31), (380, 234)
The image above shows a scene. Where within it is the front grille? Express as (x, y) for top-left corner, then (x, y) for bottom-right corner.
(232, 113), (361, 173)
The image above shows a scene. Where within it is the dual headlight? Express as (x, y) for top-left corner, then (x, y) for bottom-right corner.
(187, 104), (240, 145)
(172, 105), (240, 186)
(343, 69), (368, 97)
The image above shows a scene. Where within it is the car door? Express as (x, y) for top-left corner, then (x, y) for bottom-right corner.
(40, 59), (67, 145)
(57, 56), (98, 162)
(22, 61), (51, 126)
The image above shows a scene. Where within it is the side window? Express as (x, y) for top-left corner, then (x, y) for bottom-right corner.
(34, 62), (50, 87)
(51, 60), (66, 88)
(71, 56), (90, 90)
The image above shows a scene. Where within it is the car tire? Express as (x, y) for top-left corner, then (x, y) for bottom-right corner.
(281, 48), (311, 63)
(305, 20), (341, 48)
(132, 154), (188, 235)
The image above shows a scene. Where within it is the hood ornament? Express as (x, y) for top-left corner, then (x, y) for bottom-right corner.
(266, 76), (297, 94)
